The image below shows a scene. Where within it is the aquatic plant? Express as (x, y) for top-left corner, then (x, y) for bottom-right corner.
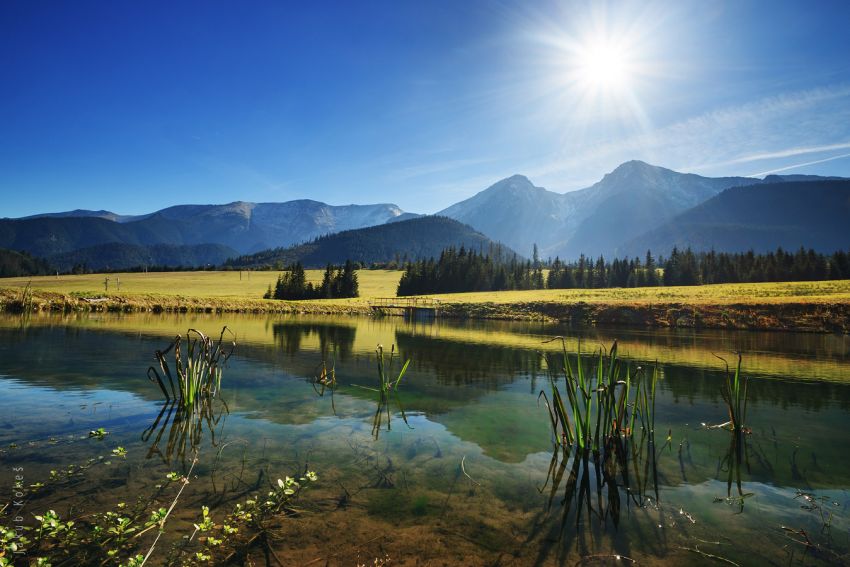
(717, 353), (749, 436)
(715, 432), (752, 514)
(147, 327), (235, 410)
(538, 338), (658, 453)
(374, 343), (410, 394)
(534, 338), (666, 536)
(2, 461), (318, 566)
(353, 344), (412, 439)
(310, 357), (338, 414)
(88, 427), (109, 439)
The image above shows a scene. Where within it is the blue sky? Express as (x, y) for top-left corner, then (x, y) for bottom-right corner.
(2, 0), (850, 217)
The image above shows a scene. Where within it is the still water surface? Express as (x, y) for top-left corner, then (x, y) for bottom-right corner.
(1, 313), (849, 565)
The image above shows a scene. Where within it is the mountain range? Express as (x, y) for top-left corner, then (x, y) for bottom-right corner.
(3, 161), (849, 273)
(621, 179), (850, 257)
(4, 200), (405, 257)
(438, 161), (846, 258)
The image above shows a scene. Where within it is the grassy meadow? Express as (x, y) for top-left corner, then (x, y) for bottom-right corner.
(0, 269), (404, 300)
(2, 270), (850, 305)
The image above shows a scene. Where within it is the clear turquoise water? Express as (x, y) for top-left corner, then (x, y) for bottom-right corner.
(1, 313), (849, 565)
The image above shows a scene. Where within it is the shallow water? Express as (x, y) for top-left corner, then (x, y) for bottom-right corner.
(1, 312), (849, 565)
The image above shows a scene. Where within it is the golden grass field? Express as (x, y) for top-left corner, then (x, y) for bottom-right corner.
(2, 270), (850, 305)
(0, 269), (403, 300)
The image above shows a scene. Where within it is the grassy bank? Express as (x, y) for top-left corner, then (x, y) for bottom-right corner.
(2, 271), (850, 332)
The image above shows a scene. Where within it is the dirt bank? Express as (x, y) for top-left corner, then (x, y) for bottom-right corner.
(3, 288), (849, 333)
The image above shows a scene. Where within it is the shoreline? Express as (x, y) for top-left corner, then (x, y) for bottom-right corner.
(3, 287), (848, 333)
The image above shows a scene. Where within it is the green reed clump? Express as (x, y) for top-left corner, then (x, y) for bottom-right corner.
(538, 338), (659, 453)
(353, 344), (411, 438)
(148, 327), (235, 410)
(717, 353), (748, 436)
(374, 343), (410, 394)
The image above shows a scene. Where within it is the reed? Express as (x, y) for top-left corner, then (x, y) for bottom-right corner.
(147, 327), (235, 410)
(310, 357), (338, 414)
(717, 353), (749, 436)
(539, 338), (657, 454)
(375, 343), (411, 394)
(353, 344), (412, 439)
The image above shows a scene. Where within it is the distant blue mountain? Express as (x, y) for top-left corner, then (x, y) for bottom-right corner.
(6, 162), (848, 273)
(621, 179), (850, 257)
(3, 200), (408, 257)
(438, 161), (847, 259)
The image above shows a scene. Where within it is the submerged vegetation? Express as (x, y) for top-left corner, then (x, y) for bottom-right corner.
(0, 465), (318, 566)
(0, 327), (320, 566)
(6, 314), (850, 565)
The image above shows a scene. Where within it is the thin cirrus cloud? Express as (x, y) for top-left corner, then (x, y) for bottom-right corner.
(525, 83), (850, 190)
(716, 141), (850, 166)
(751, 151), (850, 177)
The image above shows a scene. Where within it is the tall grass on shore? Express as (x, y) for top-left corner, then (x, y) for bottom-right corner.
(147, 327), (235, 410)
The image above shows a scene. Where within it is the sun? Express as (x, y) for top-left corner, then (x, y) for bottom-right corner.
(575, 39), (631, 91)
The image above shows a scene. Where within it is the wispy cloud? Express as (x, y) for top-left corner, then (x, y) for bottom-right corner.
(751, 151), (850, 177)
(713, 141), (850, 166)
(528, 84), (850, 190)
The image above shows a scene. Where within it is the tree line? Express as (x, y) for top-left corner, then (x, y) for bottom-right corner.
(397, 245), (850, 296)
(0, 247), (52, 278)
(264, 261), (359, 300)
(397, 245), (544, 296)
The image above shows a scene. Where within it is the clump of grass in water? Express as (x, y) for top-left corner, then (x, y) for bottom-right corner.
(147, 327), (235, 410)
(353, 344), (412, 439)
(536, 338), (663, 532)
(715, 352), (749, 437)
(711, 353), (752, 511)
(538, 338), (658, 453)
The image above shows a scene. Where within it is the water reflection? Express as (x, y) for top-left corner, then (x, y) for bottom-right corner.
(141, 398), (229, 470)
(2, 313), (850, 564)
(273, 320), (356, 361)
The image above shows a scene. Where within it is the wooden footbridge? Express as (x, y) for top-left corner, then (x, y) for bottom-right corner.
(369, 297), (441, 318)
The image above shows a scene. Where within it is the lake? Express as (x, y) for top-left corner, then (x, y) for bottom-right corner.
(1, 312), (849, 565)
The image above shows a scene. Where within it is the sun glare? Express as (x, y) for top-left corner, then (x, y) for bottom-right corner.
(527, 3), (659, 134)
(576, 39), (631, 91)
